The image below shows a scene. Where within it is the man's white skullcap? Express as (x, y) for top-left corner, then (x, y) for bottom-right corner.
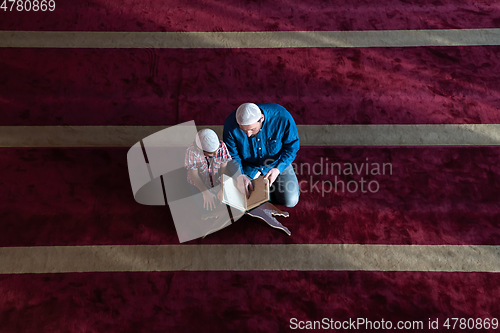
(236, 103), (261, 125)
(195, 129), (219, 153)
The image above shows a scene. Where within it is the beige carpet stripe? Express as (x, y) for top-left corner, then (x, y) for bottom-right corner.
(2, 124), (500, 147)
(1, 244), (499, 274)
(1, 29), (500, 49)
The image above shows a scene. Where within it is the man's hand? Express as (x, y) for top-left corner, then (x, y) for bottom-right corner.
(237, 174), (254, 199)
(202, 191), (217, 211)
(217, 189), (223, 202)
(264, 168), (280, 186)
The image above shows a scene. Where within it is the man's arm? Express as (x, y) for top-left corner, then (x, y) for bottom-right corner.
(223, 125), (260, 179)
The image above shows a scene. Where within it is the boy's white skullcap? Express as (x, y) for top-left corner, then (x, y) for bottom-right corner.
(195, 129), (219, 153)
(236, 103), (261, 125)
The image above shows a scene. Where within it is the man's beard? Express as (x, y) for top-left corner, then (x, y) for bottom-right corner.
(249, 125), (262, 139)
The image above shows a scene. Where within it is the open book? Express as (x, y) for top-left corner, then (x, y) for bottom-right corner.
(221, 174), (270, 212)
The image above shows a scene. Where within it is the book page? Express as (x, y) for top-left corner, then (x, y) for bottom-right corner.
(246, 177), (270, 210)
(221, 174), (246, 212)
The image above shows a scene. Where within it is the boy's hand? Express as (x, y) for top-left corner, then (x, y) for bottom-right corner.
(202, 191), (217, 210)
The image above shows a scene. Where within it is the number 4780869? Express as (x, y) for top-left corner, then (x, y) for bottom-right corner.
(1, 0), (56, 11)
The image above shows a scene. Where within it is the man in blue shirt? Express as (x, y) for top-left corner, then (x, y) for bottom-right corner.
(223, 103), (300, 207)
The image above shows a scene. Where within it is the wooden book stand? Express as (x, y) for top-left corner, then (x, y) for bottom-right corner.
(202, 202), (291, 238)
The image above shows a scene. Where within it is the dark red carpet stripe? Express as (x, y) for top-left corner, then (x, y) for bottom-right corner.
(2, 46), (500, 126)
(1, 147), (499, 247)
(0, 271), (498, 333)
(1, 0), (499, 32)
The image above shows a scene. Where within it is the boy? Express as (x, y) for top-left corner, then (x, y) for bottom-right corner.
(185, 129), (232, 211)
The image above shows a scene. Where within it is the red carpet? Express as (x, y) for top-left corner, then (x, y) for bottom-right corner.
(2, 46), (500, 126)
(1, 147), (499, 247)
(2, 0), (500, 331)
(1, 0), (499, 32)
(0, 271), (499, 333)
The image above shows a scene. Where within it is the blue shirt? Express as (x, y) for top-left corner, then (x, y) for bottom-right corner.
(223, 103), (300, 178)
